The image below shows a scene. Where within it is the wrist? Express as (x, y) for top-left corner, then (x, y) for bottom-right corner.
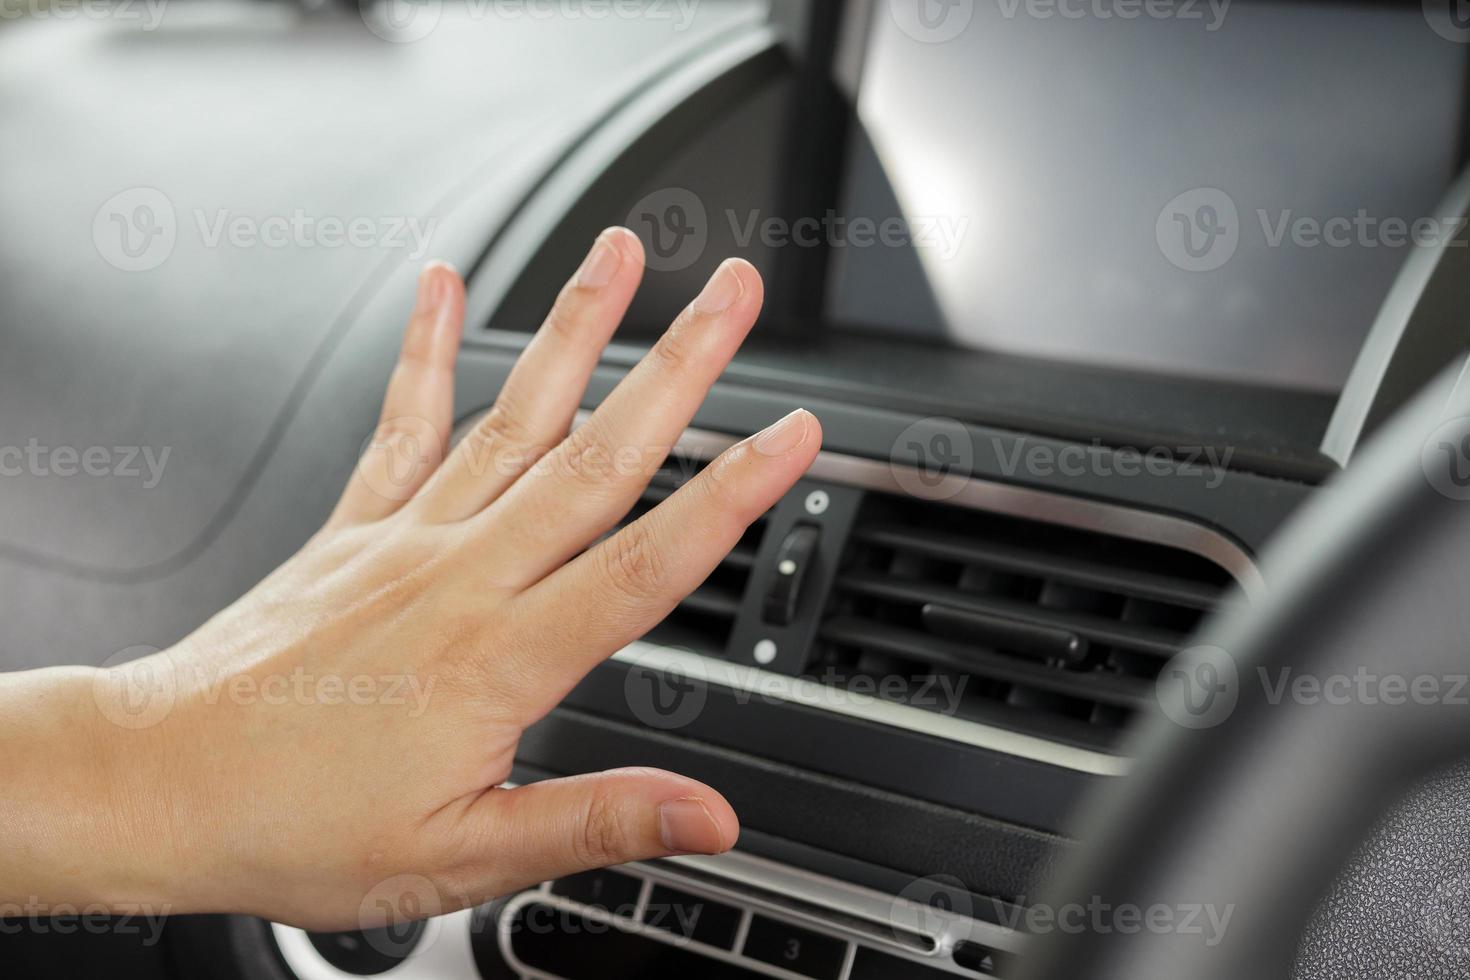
(0, 667), (133, 905)
(0, 660), (192, 916)
(84, 648), (231, 916)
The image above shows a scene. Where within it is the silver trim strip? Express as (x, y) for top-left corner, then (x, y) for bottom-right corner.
(615, 639), (1131, 776)
(458, 408), (1260, 597)
(645, 848), (1022, 960)
(496, 849), (1019, 979)
(659, 421), (1263, 599)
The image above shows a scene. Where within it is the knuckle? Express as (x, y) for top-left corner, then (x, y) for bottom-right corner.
(372, 422), (410, 449)
(690, 448), (764, 533)
(600, 520), (666, 602)
(471, 401), (532, 450)
(698, 451), (746, 512)
(649, 321), (695, 372)
(396, 333), (434, 370)
(558, 420), (621, 488)
(376, 414), (415, 440)
(397, 350), (431, 375)
(373, 415), (436, 452)
(577, 789), (632, 866)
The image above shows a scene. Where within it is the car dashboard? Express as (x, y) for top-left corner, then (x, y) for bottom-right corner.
(3, 3), (1468, 979)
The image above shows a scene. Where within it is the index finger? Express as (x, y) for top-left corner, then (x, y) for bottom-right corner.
(504, 408), (820, 716)
(475, 258), (764, 588)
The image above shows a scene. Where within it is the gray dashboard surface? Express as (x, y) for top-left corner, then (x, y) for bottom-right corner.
(0, 2), (761, 668)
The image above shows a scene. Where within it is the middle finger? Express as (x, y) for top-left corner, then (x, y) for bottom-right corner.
(476, 257), (762, 589)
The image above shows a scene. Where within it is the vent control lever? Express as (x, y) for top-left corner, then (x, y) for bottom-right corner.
(762, 524), (820, 626)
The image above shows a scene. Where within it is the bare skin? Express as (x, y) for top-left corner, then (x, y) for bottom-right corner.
(0, 228), (821, 930)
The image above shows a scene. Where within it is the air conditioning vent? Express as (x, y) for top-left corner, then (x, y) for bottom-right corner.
(614, 455), (767, 656)
(815, 493), (1237, 750)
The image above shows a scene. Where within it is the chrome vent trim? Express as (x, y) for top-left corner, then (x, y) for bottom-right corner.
(658, 421), (1262, 601)
(458, 410), (1259, 601)
(613, 640), (1130, 776)
(453, 410), (1261, 775)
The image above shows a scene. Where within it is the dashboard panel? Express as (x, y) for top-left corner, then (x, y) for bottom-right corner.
(2, 4), (1464, 980)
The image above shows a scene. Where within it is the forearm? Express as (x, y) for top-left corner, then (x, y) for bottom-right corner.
(0, 665), (171, 912)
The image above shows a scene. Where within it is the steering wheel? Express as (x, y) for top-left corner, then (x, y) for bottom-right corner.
(1019, 363), (1470, 980)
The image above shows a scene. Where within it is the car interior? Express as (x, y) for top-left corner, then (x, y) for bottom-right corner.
(7, 0), (1470, 977)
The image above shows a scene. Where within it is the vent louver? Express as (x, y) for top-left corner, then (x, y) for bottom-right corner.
(614, 455), (767, 656)
(814, 493), (1236, 749)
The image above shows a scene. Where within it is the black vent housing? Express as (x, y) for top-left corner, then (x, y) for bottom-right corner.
(814, 493), (1237, 750)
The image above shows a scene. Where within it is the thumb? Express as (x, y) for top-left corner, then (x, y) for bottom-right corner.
(458, 767), (739, 897)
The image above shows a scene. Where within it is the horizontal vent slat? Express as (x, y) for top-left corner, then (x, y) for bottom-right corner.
(723, 547), (757, 571)
(835, 570), (1188, 657)
(820, 617), (1153, 710)
(679, 586), (743, 619)
(638, 455), (753, 655)
(852, 523), (1223, 610)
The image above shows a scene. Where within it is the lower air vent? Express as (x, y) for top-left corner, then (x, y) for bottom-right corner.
(814, 493), (1236, 750)
(613, 454), (767, 656)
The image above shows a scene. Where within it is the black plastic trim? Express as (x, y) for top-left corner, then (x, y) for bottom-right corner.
(453, 346), (1312, 555)
(517, 707), (1071, 904)
(563, 657), (1101, 834)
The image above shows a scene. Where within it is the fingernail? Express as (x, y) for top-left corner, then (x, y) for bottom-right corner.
(417, 264), (439, 309)
(658, 798), (727, 854)
(753, 409), (813, 457)
(691, 260), (743, 315)
(419, 261), (454, 314)
(575, 233), (623, 289)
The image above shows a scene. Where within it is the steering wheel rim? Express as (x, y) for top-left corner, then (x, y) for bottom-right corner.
(1019, 363), (1470, 980)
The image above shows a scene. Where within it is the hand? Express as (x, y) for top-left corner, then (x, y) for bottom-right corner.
(0, 228), (820, 930)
